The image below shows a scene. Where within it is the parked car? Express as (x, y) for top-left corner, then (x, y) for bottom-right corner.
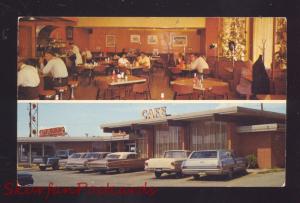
(66, 152), (110, 172)
(32, 149), (75, 171)
(65, 153), (87, 170)
(145, 150), (190, 178)
(87, 152), (146, 173)
(17, 172), (34, 186)
(58, 158), (68, 169)
(181, 150), (247, 179)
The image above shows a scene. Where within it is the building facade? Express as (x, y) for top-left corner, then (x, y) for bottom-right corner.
(17, 106), (286, 169)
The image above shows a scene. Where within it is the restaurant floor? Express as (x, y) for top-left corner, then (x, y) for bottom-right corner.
(65, 68), (240, 100)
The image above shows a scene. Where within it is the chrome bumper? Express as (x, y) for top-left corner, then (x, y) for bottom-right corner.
(182, 168), (226, 175)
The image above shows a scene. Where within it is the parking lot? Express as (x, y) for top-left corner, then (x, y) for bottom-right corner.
(20, 168), (285, 187)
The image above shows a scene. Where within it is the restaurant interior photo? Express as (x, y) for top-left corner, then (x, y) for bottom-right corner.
(17, 17), (287, 100)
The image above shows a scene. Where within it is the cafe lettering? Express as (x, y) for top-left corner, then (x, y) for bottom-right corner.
(142, 107), (167, 119)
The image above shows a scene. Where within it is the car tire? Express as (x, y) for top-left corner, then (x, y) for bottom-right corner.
(227, 169), (234, 180)
(99, 170), (106, 174)
(175, 172), (182, 178)
(39, 166), (46, 171)
(118, 168), (126, 173)
(155, 171), (162, 178)
(79, 169), (85, 173)
(52, 165), (59, 170)
(193, 174), (200, 179)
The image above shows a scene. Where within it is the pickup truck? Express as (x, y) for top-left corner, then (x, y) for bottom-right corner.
(145, 150), (190, 178)
(181, 150), (247, 179)
(33, 149), (75, 171)
(87, 152), (146, 173)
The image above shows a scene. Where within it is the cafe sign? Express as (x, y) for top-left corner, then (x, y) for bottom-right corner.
(39, 126), (66, 137)
(142, 107), (167, 119)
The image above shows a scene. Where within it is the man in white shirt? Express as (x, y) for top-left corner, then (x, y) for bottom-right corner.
(40, 49), (68, 88)
(190, 54), (209, 74)
(18, 58), (40, 99)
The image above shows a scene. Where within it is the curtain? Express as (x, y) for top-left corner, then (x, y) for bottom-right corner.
(253, 17), (274, 69)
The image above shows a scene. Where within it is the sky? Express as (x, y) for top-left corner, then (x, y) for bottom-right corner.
(17, 102), (286, 137)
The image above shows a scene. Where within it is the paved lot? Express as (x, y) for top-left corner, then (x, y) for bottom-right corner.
(20, 169), (285, 187)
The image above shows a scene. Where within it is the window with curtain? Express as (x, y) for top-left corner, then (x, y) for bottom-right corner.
(252, 17), (274, 69)
(154, 126), (180, 158)
(189, 121), (227, 151)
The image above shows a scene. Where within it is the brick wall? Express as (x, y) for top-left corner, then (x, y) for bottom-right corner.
(238, 132), (274, 168)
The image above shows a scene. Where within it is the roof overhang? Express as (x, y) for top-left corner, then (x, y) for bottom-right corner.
(17, 135), (129, 143)
(100, 106), (286, 132)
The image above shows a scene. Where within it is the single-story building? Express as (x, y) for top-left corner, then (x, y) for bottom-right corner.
(17, 106), (286, 169)
(101, 106), (286, 169)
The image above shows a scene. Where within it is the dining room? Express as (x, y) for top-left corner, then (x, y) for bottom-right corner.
(17, 17), (287, 100)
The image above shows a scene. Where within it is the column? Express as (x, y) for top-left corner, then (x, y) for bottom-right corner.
(29, 143), (32, 165)
(42, 143), (45, 157)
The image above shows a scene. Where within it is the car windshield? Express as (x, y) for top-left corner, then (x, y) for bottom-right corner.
(164, 151), (187, 158)
(69, 153), (83, 158)
(56, 151), (67, 156)
(106, 154), (120, 159)
(84, 153), (99, 159)
(190, 151), (217, 159)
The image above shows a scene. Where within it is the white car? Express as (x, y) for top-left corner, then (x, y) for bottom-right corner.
(145, 150), (190, 178)
(182, 150), (247, 179)
(65, 153), (87, 170)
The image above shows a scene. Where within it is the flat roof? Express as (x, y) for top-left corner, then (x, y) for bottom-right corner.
(101, 106), (286, 131)
(17, 135), (129, 143)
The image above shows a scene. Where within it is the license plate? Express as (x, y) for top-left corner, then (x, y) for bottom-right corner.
(39, 164), (46, 166)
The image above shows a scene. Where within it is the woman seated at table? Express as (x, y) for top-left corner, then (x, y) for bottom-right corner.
(17, 58), (40, 100)
(39, 48), (69, 89)
(118, 54), (130, 67)
(176, 53), (186, 70)
(118, 54), (131, 74)
(137, 52), (151, 69)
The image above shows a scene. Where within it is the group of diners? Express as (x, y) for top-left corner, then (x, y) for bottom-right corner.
(17, 43), (156, 100)
(17, 43), (276, 100)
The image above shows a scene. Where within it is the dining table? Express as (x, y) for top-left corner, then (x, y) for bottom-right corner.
(94, 75), (147, 99)
(77, 63), (106, 85)
(170, 77), (229, 99)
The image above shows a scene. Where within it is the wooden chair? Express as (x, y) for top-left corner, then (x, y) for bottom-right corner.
(95, 79), (120, 100)
(141, 68), (152, 84)
(172, 84), (194, 100)
(132, 82), (151, 99)
(209, 86), (230, 100)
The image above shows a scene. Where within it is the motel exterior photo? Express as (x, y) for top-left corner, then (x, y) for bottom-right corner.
(17, 106), (286, 169)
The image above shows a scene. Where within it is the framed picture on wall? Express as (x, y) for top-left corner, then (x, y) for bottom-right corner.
(147, 35), (158, 44)
(172, 35), (187, 47)
(66, 26), (73, 40)
(106, 35), (116, 47)
(130, 35), (141, 43)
